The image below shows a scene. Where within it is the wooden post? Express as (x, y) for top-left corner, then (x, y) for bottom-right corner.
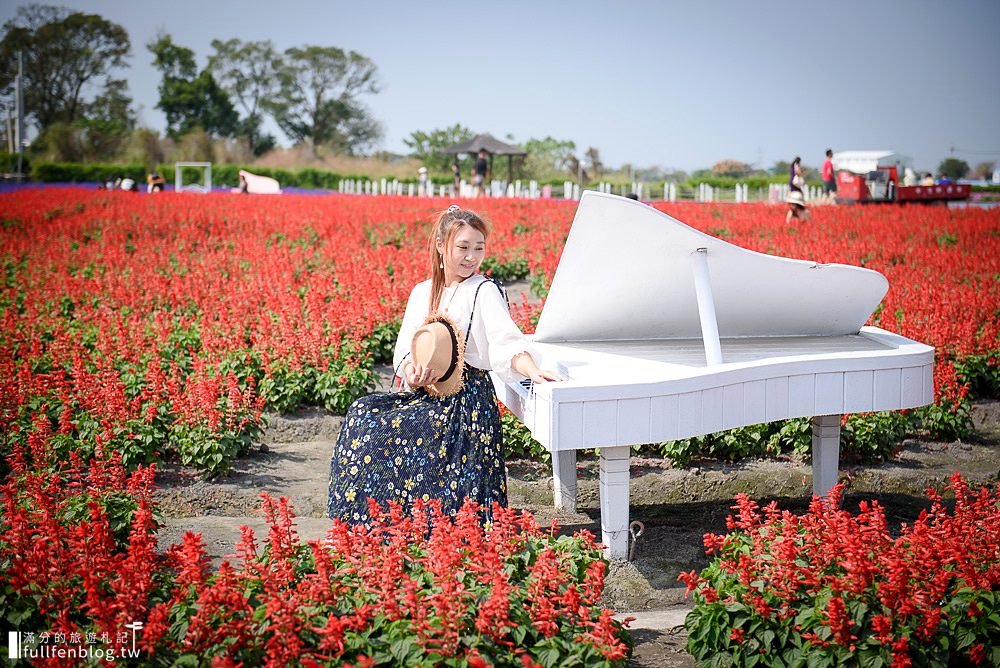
(811, 415), (841, 497)
(552, 449), (577, 513)
(599, 445), (631, 559)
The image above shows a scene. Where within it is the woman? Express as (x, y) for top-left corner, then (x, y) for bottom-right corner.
(328, 205), (563, 524)
(789, 156), (805, 194)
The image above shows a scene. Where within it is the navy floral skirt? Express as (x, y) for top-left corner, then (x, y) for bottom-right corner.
(327, 364), (507, 525)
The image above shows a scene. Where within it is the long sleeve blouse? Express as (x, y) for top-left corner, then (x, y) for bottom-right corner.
(392, 275), (534, 385)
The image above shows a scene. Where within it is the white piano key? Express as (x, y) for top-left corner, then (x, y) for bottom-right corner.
(815, 372), (845, 415)
(787, 374), (815, 418)
(557, 402), (584, 451)
(873, 368), (902, 411)
(649, 394), (679, 441)
(900, 366), (924, 408)
(617, 397), (651, 444)
(584, 400), (617, 447)
(844, 370), (874, 412)
(701, 386), (724, 433)
(722, 384), (745, 430)
(744, 379), (766, 423)
(765, 376), (790, 422)
(677, 391), (702, 438)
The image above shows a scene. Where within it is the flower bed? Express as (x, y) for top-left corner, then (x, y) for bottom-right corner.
(0, 439), (632, 666)
(680, 473), (1000, 667)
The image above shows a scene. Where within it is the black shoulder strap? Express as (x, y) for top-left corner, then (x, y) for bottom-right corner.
(466, 275), (509, 340)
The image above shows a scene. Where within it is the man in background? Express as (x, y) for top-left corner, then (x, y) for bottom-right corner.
(473, 149), (490, 197)
(822, 149), (835, 203)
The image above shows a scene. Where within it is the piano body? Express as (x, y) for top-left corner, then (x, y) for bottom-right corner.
(493, 192), (934, 559)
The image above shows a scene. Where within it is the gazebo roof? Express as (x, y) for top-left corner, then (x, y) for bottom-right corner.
(441, 133), (527, 156)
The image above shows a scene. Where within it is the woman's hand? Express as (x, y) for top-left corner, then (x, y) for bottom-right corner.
(528, 368), (566, 383)
(405, 361), (441, 388)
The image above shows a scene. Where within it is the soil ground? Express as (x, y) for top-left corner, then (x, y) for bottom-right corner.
(153, 396), (1000, 667)
(152, 278), (1000, 667)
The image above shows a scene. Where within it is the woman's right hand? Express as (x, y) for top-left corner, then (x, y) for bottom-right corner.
(405, 361), (441, 388)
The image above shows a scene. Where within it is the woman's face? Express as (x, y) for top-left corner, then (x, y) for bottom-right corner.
(438, 225), (486, 281)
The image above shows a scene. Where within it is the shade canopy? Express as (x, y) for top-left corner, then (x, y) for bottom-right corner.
(441, 133), (527, 156)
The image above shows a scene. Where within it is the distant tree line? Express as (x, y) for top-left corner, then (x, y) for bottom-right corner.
(0, 3), (381, 167)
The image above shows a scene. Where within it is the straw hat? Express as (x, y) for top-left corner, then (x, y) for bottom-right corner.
(787, 190), (806, 207)
(410, 312), (465, 397)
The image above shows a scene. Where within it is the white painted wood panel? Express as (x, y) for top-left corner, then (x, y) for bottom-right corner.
(722, 384), (745, 430)
(618, 397), (651, 444)
(901, 366), (924, 407)
(678, 391), (702, 437)
(844, 370), (874, 413)
(873, 368), (902, 411)
(765, 376), (790, 422)
(923, 364), (934, 405)
(788, 374), (815, 418)
(584, 400), (617, 447)
(702, 387), (724, 433)
(815, 372), (845, 415)
(650, 394), (679, 442)
(557, 402), (584, 451)
(744, 380), (766, 423)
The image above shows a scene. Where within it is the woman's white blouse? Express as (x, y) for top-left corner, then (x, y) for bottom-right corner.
(392, 275), (533, 385)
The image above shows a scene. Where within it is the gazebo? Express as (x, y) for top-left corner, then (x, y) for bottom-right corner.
(441, 133), (527, 185)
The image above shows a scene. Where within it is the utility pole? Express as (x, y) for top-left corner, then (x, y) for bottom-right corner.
(15, 51), (25, 180)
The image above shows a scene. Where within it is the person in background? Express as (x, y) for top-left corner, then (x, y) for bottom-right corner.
(236, 173), (249, 194)
(821, 149), (835, 202)
(452, 162), (461, 195)
(786, 190), (810, 223)
(789, 156), (805, 194)
(418, 166), (429, 196)
(473, 149), (489, 197)
(147, 172), (165, 193)
(921, 173), (935, 186)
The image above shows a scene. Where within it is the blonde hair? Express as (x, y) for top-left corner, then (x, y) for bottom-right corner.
(428, 206), (491, 313)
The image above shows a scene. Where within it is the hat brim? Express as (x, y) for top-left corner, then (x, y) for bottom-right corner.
(411, 311), (465, 397)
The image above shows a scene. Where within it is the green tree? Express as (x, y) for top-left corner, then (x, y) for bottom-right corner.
(937, 158), (969, 180)
(208, 38), (280, 156)
(0, 4), (131, 130)
(403, 124), (474, 172)
(148, 33), (238, 140)
(521, 136), (577, 180)
(268, 45), (381, 155)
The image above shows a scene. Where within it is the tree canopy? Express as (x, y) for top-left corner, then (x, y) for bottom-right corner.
(937, 158), (969, 180)
(404, 124), (475, 171)
(149, 33), (239, 140)
(0, 4), (131, 130)
(208, 38), (280, 156)
(268, 46), (381, 155)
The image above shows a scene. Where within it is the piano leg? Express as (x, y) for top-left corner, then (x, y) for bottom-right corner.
(551, 449), (577, 513)
(599, 445), (631, 560)
(811, 415), (841, 498)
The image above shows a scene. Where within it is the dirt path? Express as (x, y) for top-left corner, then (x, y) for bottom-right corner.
(153, 398), (999, 667)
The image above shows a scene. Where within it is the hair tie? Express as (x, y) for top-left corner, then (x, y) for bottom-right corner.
(447, 204), (460, 213)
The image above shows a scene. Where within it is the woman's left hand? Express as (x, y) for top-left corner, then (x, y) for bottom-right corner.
(529, 369), (566, 383)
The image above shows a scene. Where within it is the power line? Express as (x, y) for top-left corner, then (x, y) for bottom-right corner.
(949, 146), (1000, 157)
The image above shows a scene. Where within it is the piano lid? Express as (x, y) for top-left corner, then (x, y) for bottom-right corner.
(533, 192), (889, 343)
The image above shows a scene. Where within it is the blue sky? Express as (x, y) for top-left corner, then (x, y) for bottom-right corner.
(3, 0), (998, 172)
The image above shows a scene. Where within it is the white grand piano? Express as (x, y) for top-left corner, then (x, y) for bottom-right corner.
(493, 192), (934, 559)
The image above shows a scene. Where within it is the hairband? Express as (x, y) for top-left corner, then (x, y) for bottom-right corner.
(447, 204), (460, 213)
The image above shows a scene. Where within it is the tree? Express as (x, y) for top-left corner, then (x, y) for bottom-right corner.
(937, 158), (969, 180)
(970, 161), (995, 180)
(585, 147), (603, 178)
(0, 4), (131, 131)
(712, 159), (750, 177)
(521, 136), (577, 179)
(148, 33), (238, 140)
(771, 160), (790, 176)
(208, 38), (280, 156)
(268, 45), (381, 155)
(403, 124), (474, 171)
